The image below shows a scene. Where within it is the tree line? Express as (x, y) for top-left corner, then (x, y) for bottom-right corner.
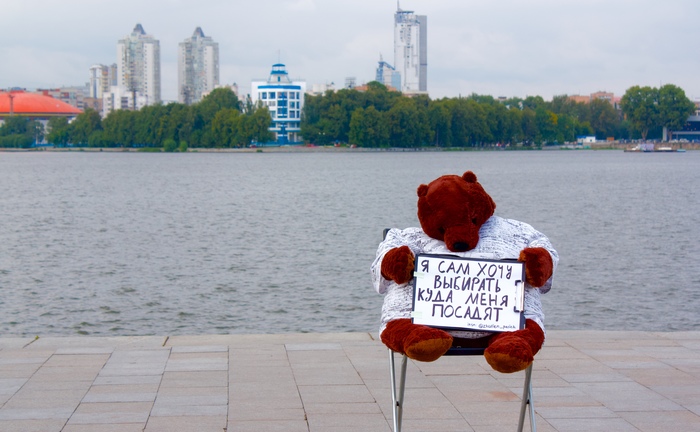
(1, 83), (695, 149)
(303, 82), (696, 148)
(0, 88), (273, 149)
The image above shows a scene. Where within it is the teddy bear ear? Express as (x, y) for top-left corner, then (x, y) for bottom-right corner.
(462, 171), (478, 183)
(417, 184), (429, 197)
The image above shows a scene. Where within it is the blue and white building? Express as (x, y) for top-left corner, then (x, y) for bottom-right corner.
(251, 64), (306, 144)
(375, 55), (401, 90)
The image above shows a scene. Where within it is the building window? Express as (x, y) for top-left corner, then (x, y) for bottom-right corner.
(261, 92), (267, 99)
(269, 92), (276, 99)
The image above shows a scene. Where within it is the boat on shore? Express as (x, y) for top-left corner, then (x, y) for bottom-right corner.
(624, 143), (686, 153)
(624, 143), (654, 152)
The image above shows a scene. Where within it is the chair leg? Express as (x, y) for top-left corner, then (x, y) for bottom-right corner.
(389, 350), (408, 432)
(517, 363), (536, 432)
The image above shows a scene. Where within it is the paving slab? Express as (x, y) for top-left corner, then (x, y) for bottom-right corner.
(0, 331), (697, 431)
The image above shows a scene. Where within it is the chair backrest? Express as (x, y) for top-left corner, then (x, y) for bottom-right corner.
(444, 347), (485, 356)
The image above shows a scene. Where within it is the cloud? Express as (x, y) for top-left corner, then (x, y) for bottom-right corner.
(1, 0), (700, 101)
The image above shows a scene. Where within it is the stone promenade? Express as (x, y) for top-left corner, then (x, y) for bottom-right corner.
(1, 330), (699, 431)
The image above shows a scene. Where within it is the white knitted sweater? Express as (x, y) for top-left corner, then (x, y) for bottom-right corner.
(371, 216), (558, 338)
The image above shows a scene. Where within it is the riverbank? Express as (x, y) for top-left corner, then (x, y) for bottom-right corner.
(2, 142), (698, 153)
(1, 330), (698, 431)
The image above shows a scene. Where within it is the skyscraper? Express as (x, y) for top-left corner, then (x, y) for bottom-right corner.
(116, 24), (161, 107)
(178, 27), (220, 105)
(394, 5), (427, 93)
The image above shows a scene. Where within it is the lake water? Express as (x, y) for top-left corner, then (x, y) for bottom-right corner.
(1, 149), (699, 336)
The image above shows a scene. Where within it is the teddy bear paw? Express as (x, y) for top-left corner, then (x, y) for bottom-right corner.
(403, 326), (453, 362)
(484, 334), (533, 373)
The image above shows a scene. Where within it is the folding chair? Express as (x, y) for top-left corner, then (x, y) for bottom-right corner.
(388, 347), (536, 432)
(380, 229), (536, 431)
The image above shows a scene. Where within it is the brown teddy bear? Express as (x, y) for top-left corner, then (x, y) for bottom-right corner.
(371, 171), (557, 373)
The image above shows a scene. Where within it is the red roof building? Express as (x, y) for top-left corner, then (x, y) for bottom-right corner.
(0, 90), (82, 119)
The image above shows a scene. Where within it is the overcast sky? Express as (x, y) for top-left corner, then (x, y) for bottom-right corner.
(2, 0), (699, 103)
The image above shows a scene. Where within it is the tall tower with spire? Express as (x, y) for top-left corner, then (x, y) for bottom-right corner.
(178, 27), (220, 105)
(394, 4), (427, 93)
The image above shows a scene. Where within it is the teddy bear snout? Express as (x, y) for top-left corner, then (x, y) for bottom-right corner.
(452, 241), (471, 252)
(444, 225), (479, 252)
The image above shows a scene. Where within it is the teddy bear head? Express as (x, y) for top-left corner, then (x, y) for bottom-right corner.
(417, 171), (496, 253)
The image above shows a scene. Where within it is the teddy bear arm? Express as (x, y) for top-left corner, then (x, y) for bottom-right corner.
(518, 247), (554, 288)
(381, 246), (415, 284)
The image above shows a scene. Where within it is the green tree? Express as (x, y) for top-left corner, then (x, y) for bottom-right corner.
(620, 86), (659, 140)
(102, 109), (136, 147)
(211, 108), (241, 148)
(535, 106), (558, 144)
(0, 116), (32, 148)
(46, 117), (71, 146)
(587, 99), (619, 140)
(505, 107), (524, 144)
(555, 113), (577, 143)
(197, 88), (241, 120)
(349, 106), (389, 147)
(657, 84), (695, 140)
(0, 116), (30, 136)
(88, 130), (107, 147)
(316, 104), (346, 144)
(162, 138), (177, 152)
(521, 108), (537, 145)
(246, 106), (274, 144)
(71, 108), (102, 145)
(388, 97), (430, 147)
(449, 98), (490, 146)
(428, 99), (451, 147)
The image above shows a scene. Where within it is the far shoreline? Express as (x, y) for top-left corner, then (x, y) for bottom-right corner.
(2, 142), (698, 153)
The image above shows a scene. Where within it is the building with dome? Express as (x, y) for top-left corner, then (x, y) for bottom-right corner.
(251, 64), (306, 144)
(0, 90), (83, 145)
(0, 90), (82, 125)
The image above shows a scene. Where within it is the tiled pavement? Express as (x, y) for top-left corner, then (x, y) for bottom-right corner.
(0, 331), (699, 431)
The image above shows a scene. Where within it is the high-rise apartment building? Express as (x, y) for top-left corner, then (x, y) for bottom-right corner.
(89, 64), (117, 100)
(115, 24), (161, 107)
(178, 27), (219, 105)
(394, 6), (427, 93)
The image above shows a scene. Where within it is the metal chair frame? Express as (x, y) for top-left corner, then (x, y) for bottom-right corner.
(388, 347), (536, 432)
(380, 229), (536, 431)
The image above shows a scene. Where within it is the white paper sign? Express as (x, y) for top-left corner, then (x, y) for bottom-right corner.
(411, 254), (525, 332)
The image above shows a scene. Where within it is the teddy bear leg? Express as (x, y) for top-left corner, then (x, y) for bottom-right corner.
(381, 319), (453, 362)
(483, 319), (545, 373)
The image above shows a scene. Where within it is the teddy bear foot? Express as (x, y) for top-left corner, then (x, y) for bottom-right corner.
(404, 328), (453, 362)
(484, 319), (545, 373)
(484, 335), (533, 373)
(381, 319), (453, 362)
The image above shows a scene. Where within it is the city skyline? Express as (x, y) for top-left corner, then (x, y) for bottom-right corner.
(2, 1), (700, 103)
